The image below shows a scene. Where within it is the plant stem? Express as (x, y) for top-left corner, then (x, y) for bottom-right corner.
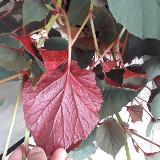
(71, 14), (90, 46)
(22, 128), (30, 160)
(116, 113), (132, 160)
(0, 73), (22, 86)
(37, 0), (62, 48)
(60, 9), (72, 71)
(2, 79), (24, 160)
(128, 129), (160, 148)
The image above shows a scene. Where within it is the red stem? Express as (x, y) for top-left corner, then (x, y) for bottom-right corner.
(127, 129), (160, 148)
(134, 98), (154, 119)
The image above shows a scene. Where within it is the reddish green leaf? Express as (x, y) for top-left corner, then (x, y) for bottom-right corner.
(39, 49), (68, 71)
(22, 62), (102, 155)
(95, 118), (125, 158)
(127, 105), (143, 123)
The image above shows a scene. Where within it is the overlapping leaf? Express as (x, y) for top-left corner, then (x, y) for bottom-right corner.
(39, 49), (68, 71)
(22, 62), (102, 155)
(95, 118), (125, 158)
(68, 129), (97, 160)
(97, 79), (139, 117)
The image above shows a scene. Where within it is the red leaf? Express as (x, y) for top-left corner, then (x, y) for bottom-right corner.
(127, 105), (143, 123)
(102, 61), (117, 73)
(16, 35), (37, 58)
(123, 68), (146, 79)
(22, 62), (102, 155)
(39, 49), (68, 71)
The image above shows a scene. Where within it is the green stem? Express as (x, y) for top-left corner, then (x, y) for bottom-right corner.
(37, 0), (62, 48)
(2, 79), (25, 160)
(71, 14), (90, 46)
(116, 113), (132, 160)
(60, 9), (72, 71)
(22, 128), (30, 160)
(90, 17), (100, 56)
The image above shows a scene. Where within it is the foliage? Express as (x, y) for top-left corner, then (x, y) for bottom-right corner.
(0, 0), (160, 160)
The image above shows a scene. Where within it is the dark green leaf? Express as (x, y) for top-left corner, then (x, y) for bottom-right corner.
(44, 37), (68, 50)
(95, 118), (125, 158)
(108, 0), (160, 39)
(67, 0), (91, 26)
(0, 34), (21, 49)
(150, 93), (160, 119)
(124, 34), (160, 63)
(93, 6), (117, 44)
(72, 48), (94, 68)
(22, 0), (49, 25)
(0, 15), (20, 34)
(0, 46), (29, 72)
(142, 58), (160, 81)
(48, 28), (61, 38)
(97, 79), (139, 117)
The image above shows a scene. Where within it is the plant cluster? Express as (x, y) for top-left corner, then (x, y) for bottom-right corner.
(0, 0), (160, 160)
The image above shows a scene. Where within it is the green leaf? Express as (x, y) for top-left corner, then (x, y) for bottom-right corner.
(95, 118), (125, 158)
(0, 66), (16, 80)
(72, 48), (94, 68)
(93, 6), (117, 44)
(22, 0), (49, 25)
(142, 58), (160, 81)
(108, 0), (160, 39)
(97, 79), (139, 118)
(145, 152), (160, 160)
(150, 93), (160, 119)
(0, 46), (29, 72)
(68, 129), (97, 160)
(44, 37), (68, 50)
(0, 34), (21, 49)
(0, 15), (20, 34)
(67, 0), (91, 26)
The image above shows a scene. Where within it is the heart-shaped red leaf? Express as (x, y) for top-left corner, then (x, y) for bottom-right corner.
(39, 49), (68, 71)
(22, 62), (102, 155)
